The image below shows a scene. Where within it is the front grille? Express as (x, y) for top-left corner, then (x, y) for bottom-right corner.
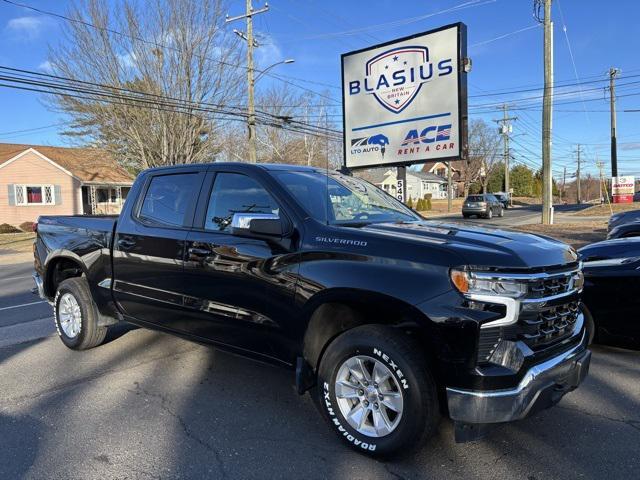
(527, 275), (572, 298)
(475, 267), (582, 364)
(518, 301), (580, 349)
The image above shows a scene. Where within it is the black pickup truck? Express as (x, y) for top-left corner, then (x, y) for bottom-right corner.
(33, 163), (591, 456)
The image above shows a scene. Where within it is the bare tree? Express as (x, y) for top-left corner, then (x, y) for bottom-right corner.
(47, 0), (244, 172)
(460, 119), (501, 196)
(219, 84), (341, 168)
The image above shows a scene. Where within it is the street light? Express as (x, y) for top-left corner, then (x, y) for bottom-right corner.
(255, 59), (295, 83)
(246, 58), (294, 163)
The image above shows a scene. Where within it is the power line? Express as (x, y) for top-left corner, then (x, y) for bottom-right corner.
(281, 0), (496, 41)
(0, 70), (343, 141)
(555, 0), (591, 124)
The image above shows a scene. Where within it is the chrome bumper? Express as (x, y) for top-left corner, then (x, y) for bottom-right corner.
(446, 334), (591, 424)
(32, 273), (46, 300)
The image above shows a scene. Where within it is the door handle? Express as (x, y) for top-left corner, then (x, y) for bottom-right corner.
(118, 238), (136, 250)
(188, 247), (212, 257)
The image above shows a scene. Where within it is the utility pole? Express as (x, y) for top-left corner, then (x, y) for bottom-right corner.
(609, 67), (620, 178)
(538, 0), (554, 224)
(226, 1), (269, 163)
(494, 104), (516, 206)
(561, 166), (566, 203)
(575, 144), (582, 204)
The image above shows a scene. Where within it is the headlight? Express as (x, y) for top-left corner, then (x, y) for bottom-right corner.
(450, 269), (526, 298)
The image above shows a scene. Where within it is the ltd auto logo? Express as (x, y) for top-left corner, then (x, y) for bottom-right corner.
(351, 134), (390, 158)
(348, 45), (453, 114)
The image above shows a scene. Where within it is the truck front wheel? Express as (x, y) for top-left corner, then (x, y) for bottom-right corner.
(316, 325), (438, 457)
(54, 277), (107, 350)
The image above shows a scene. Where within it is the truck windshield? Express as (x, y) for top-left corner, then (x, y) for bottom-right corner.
(273, 170), (420, 225)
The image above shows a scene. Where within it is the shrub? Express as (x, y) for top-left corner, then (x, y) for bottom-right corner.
(19, 221), (35, 232)
(0, 223), (21, 233)
(406, 198), (414, 209)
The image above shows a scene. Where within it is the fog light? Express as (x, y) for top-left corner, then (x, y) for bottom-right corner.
(488, 340), (525, 372)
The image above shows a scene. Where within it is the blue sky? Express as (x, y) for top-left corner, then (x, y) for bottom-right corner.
(1, 0), (639, 179)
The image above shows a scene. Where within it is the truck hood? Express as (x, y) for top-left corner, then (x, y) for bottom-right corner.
(360, 221), (578, 270)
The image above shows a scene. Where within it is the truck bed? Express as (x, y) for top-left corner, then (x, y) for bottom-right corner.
(34, 215), (119, 300)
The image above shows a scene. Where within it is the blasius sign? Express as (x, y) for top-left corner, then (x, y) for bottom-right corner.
(342, 23), (468, 169)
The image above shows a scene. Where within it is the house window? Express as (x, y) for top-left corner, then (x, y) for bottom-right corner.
(15, 185), (55, 206)
(96, 187), (119, 203)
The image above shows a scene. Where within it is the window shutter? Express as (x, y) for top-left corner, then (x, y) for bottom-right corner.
(54, 185), (62, 205)
(7, 184), (15, 206)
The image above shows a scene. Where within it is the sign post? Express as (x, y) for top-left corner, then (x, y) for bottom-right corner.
(341, 23), (468, 171)
(396, 166), (407, 203)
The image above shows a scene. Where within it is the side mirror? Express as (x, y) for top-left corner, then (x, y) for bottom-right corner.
(231, 213), (283, 237)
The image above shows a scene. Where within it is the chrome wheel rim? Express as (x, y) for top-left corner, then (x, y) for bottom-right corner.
(58, 293), (82, 338)
(334, 355), (404, 438)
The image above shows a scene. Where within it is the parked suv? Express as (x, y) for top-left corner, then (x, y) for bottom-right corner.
(33, 163), (590, 457)
(462, 194), (504, 219)
(493, 192), (510, 209)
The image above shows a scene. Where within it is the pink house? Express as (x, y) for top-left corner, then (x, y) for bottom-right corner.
(0, 143), (134, 225)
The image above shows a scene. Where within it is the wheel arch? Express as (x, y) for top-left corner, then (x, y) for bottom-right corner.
(301, 288), (431, 375)
(43, 251), (87, 299)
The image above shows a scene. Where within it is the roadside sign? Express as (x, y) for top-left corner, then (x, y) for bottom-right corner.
(612, 176), (634, 203)
(342, 23), (468, 170)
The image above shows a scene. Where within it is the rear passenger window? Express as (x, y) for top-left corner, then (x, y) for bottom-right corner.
(205, 173), (279, 232)
(139, 173), (199, 227)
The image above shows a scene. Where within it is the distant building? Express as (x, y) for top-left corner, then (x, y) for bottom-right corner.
(0, 143), (134, 225)
(372, 169), (448, 200)
(421, 160), (468, 196)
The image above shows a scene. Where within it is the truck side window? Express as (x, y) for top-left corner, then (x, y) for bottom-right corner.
(205, 173), (279, 232)
(139, 173), (199, 227)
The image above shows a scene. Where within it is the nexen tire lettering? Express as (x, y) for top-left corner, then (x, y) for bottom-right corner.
(323, 382), (377, 451)
(373, 348), (409, 390)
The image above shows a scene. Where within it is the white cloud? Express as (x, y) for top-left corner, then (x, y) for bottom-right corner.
(255, 33), (284, 70)
(117, 52), (137, 69)
(38, 60), (53, 73)
(6, 16), (45, 40)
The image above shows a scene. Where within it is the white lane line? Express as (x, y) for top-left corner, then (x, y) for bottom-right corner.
(0, 275), (32, 282)
(0, 300), (47, 311)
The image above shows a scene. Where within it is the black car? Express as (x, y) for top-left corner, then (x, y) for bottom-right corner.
(579, 238), (640, 345)
(462, 194), (504, 219)
(32, 163), (590, 456)
(607, 209), (640, 239)
(493, 193), (510, 209)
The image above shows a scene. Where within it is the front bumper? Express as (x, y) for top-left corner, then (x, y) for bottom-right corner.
(446, 333), (591, 424)
(462, 207), (487, 215)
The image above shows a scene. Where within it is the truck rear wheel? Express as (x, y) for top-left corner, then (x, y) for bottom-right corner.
(54, 277), (107, 350)
(316, 325), (438, 457)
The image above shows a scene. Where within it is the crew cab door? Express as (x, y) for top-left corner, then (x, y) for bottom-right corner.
(181, 167), (299, 362)
(112, 168), (205, 330)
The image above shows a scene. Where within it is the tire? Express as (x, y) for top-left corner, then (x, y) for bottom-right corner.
(498, 207), (504, 217)
(54, 277), (107, 350)
(462, 213), (469, 219)
(581, 303), (596, 345)
(487, 208), (493, 219)
(315, 325), (438, 457)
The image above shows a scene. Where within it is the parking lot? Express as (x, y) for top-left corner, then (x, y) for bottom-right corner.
(1, 261), (639, 480)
